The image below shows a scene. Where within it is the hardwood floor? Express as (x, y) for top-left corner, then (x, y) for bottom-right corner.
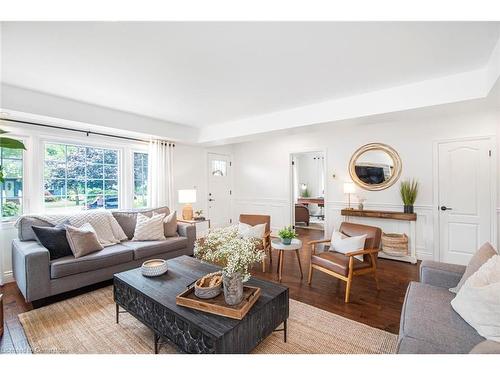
(0, 227), (419, 353)
(254, 228), (419, 334)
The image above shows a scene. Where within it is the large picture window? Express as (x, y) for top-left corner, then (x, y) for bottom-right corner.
(1, 146), (23, 220)
(44, 143), (120, 211)
(133, 152), (148, 208)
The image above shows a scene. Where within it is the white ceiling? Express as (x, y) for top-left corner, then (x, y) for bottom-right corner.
(2, 22), (500, 130)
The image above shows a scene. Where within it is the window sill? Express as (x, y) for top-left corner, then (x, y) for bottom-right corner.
(0, 220), (17, 230)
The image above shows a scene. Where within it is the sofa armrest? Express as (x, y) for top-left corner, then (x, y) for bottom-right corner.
(420, 260), (466, 289)
(177, 222), (196, 255)
(11, 239), (51, 302)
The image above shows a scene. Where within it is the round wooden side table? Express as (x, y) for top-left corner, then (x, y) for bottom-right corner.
(271, 239), (303, 282)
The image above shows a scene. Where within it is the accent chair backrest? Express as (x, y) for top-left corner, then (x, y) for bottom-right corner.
(239, 214), (271, 233)
(339, 221), (382, 262)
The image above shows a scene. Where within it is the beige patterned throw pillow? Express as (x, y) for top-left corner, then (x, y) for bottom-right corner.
(162, 211), (178, 237)
(132, 213), (167, 241)
(66, 223), (104, 258)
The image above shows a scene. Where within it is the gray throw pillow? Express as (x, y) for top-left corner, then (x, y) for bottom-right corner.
(66, 223), (104, 258)
(450, 242), (497, 293)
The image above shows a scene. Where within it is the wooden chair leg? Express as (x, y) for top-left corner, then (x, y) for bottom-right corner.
(262, 258), (266, 273)
(370, 254), (380, 291)
(268, 246), (272, 265)
(307, 263), (313, 285)
(345, 257), (354, 303)
(345, 276), (352, 303)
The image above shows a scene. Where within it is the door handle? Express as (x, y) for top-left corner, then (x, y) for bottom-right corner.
(440, 206), (453, 211)
(208, 198), (215, 202)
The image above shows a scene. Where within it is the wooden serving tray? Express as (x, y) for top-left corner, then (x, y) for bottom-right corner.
(176, 285), (261, 320)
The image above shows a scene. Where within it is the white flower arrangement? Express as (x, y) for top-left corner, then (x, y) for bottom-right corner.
(194, 225), (265, 282)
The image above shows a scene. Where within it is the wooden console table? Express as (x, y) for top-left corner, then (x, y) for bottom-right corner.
(297, 197), (324, 206)
(341, 209), (417, 264)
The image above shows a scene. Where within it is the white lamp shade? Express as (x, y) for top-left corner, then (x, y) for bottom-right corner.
(178, 189), (197, 204)
(343, 182), (356, 194)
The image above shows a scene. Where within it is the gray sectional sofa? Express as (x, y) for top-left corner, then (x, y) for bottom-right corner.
(397, 260), (496, 354)
(12, 207), (196, 303)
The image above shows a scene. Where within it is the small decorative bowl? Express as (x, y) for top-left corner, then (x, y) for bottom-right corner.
(141, 259), (168, 277)
(194, 272), (222, 299)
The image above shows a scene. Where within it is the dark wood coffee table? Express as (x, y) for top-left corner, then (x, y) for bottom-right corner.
(113, 256), (289, 354)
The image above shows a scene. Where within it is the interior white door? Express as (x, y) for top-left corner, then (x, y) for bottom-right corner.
(438, 138), (494, 265)
(207, 153), (232, 228)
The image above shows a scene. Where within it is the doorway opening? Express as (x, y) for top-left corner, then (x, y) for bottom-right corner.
(291, 151), (326, 234)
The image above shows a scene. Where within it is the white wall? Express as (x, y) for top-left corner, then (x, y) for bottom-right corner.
(231, 102), (500, 261)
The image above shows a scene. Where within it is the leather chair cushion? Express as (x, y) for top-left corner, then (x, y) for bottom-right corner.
(311, 251), (371, 276)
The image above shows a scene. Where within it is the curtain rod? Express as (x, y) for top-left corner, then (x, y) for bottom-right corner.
(0, 118), (175, 146)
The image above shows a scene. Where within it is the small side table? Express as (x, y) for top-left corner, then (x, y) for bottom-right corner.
(177, 218), (211, 238)
(177, 218), (211, 228)
(271, 239), (303, 282)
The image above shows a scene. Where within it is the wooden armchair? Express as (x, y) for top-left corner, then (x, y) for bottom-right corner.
(239, 214), (272, 272)
(307, 222), (382, 303)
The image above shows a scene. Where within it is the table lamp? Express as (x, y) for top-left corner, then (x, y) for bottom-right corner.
(179, 189), (196, 220)
(343, 182), (356, 210)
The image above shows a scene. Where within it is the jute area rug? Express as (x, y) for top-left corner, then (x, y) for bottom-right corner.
(19, 286), (397, 354)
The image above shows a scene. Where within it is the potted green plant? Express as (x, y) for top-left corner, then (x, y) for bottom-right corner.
(278, 226), (297, 245)
(0, 128), (26, 183)
(400, 179), (419, 214)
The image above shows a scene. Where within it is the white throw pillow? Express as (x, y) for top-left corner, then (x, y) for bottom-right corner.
(330, 231), (367, 261)
(238, 222), (266, 239)
(132, 213), (167, 241)
(451, 255), (500, 342)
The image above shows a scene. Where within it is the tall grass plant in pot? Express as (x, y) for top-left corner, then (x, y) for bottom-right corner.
(400, 179), (419, 214)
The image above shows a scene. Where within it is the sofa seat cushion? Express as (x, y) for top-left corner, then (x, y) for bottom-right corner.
(123, 237), (188, 260)
(399, 281), (484, 353)
(50, 244), (134, 279)
(311, 251), (371, 276)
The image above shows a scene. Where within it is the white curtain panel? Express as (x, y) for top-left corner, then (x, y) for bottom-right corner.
(148, 140), (174, 208)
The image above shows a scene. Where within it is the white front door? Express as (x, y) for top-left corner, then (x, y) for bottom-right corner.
(207, 153), (232, 228)
(438, 138), (495, 264)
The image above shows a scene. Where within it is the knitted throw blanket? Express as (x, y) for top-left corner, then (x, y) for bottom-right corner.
(15, 210), (128, 247)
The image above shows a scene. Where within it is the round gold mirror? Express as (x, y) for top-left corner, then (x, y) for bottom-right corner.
(349, 143), (402, 191)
